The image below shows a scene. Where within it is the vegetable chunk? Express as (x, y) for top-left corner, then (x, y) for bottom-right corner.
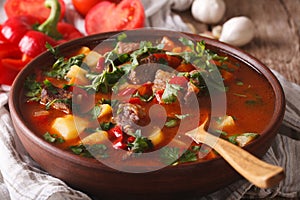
(66, 65), (89, 85)
(81, 131), (108, 145)
(51, 115), (89, 140)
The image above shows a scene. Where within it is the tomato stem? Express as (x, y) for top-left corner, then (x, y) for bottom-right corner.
(37, 0), (62, 40)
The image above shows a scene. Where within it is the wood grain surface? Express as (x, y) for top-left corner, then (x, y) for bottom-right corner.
(179, 0), (300, 85)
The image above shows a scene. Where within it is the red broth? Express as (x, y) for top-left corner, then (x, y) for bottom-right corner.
(20, 36), (275, 166)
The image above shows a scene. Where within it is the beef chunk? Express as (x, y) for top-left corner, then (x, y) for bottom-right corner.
(152, 69), (175, 93)
(128, 63), (162, 84)
(184, 82), (200, 103)
(41, 86), (72, 114)
(115, 103), (147, 135)
(127, 53), (167, 85)
(117, 42), (140, 54)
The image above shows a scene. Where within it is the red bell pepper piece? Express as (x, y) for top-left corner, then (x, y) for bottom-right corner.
(0, 62), (19, 85)
(108, 126), (123, 139)
(35, 0), (83, 42)
(0, 43), (22, 59)
(1, 15), (41, 45)
(108, 126), (128, 150)
(0, 42), (30, 85)
(0, 0), (83, 86)
(2, 0), (83, 57)
(1, 55), (32, 71)
(0, 25), (8, 43)
(129, 97), (142, 105)
(19, 30), (58, 58)
(56, 23), (84, 43)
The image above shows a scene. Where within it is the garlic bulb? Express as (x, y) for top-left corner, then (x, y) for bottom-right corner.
(219, 16), (255, 47)
(171, 0), (194, 12)
(191, 0), (226, 24)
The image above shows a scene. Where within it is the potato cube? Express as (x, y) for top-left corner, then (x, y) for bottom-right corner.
(148, 127), (164, 147)
(215, 115), (235, 129)
(51, 115), (89, 140)
(84, 51), (101, 68)
(81, 131), (108, 145)
(236, 133), (259, 147)
(98, 104), (112, 119)
(66, 65), (89, 85)
(76, 46), (91, 55)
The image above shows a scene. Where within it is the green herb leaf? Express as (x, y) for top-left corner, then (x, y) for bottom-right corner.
(24, 75), (42, 101)
(70, 144), (108, 158)
(179, 149), (198, 163)
(233, 93), (247, 98)
(236, 80), (244, 86)
(90, 105), (102, 120)
(117, 32), (127, 41)
(228, 135), (238, 145)
(85, 65), (125, 93)
(165, 118), (178, 128)
(179, 37), (195, 51)
(45, 43), (58, 58)
(70, 145), (85, 155)
(45, 54), (85, 79)
(127, 130), (153, 153)
(160, 147), (180, 165)
(100, 122), (115, 131)
(43, 132), (65, 144)
(162, 83), (182, 104)
(175, 114), (190, 120)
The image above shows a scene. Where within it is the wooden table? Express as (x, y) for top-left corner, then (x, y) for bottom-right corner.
(179, 0), (300, 85)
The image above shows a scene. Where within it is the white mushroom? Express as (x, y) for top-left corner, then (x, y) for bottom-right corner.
(219, 16), (255, 47)
(171, 0), (194, 12)
(191, 0), (226, 24)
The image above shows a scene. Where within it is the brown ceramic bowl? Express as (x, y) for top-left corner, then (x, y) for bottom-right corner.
(9, 29), (285, 199)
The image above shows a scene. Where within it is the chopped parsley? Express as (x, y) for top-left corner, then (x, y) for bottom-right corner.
(100, 122), (115, 131)
(160, 146), (180, 165)
(43, 132), (65, 144)
(127, 130), (153, 153)
(70, 144), (108, 158)
(24, 75), (42, 101)
(162, 82), (182, 104)
(89, 105), (102, 120)
(160, 146), (202, 165)
(165, 118), (178, 128)
(45, 54), (86, 79)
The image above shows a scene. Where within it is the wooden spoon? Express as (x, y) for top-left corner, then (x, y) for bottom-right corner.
(185, 118), (284, 189)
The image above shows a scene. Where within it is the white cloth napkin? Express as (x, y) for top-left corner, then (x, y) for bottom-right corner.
(1, 0), (300, 199)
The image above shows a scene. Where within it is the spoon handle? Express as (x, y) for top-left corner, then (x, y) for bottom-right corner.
(186, 127), (284, 188)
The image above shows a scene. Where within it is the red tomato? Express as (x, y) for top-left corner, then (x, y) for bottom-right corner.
(72, 0), (102, 17)
(85, 0), (145, 34)
(4, 0), (66, 22)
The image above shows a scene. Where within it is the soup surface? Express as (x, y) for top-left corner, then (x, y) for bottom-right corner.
(21, 34), (275, 166)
